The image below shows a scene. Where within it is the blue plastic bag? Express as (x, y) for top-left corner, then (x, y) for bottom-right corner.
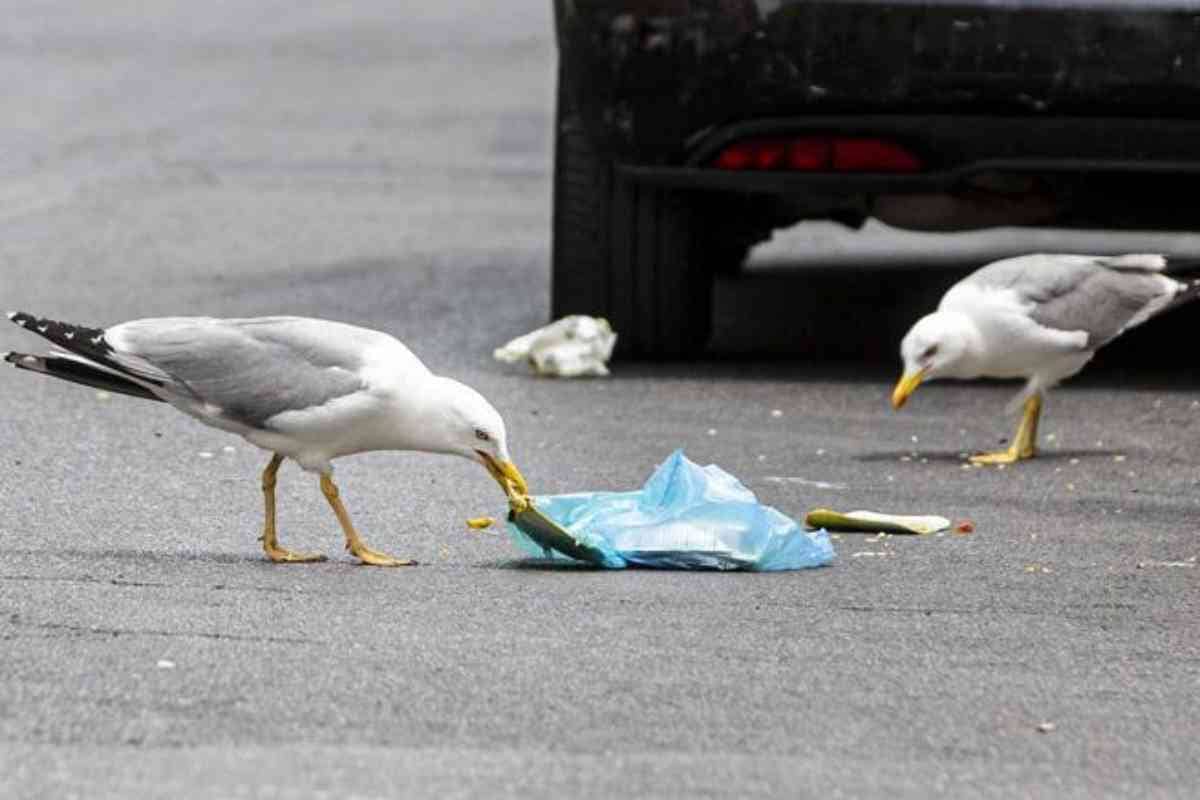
(506, 450), (834, 571)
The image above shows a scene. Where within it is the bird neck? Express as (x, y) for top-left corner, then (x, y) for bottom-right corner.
(377, 375), (467, 458)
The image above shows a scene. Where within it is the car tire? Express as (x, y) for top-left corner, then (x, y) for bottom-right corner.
(551, 83), (754, 358)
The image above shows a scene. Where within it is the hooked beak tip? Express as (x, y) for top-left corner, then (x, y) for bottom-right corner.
(891, 370), (925, 410)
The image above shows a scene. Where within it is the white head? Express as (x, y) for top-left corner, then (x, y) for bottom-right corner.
(428, 377), (528, 498)
(892, 311), (976, 409)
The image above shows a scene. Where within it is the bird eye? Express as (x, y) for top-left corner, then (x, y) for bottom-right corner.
(922, 345), (939, 360)
(475, 428), (490, 441)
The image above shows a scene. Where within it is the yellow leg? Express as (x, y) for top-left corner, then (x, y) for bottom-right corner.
(969, 394), (1043, 465)
(261, 454), (327, 563)
(319, 474), (416, 567)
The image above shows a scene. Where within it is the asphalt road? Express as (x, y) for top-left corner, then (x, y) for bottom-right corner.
(2, 3), (1198, 798)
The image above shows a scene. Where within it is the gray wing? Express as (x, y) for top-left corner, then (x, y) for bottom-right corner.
(105, 317), (379, 427)
(964, 254), (1174, 348)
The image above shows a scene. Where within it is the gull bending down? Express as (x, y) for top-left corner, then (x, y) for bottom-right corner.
(891, 254), (1200, 464)
(4, 312), (528, 565)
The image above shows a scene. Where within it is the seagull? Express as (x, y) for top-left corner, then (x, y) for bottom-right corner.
(3, 312), (529, 565)
(890, 254), (1200, 464)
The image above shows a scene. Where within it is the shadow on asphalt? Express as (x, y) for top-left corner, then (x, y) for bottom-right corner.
(853, 448), (1127, 464)
(491, 558), (600, 571)
(0, 548), (248, 566)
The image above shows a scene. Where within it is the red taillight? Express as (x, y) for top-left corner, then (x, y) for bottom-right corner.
(712, 135), (921, 173)
(785, 138), (831, 170)
(713, 138), (788, 170)
(832, 138), (922, 172)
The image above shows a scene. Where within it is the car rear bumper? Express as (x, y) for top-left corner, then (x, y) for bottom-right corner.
(621, 113), (1200, 191)
(616, 113), (1200, 231)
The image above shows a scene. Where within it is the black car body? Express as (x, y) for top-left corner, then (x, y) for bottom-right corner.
(551, 0), (1200, 356)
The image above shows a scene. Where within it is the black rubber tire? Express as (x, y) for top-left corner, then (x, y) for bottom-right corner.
(551, 92), (719, 358)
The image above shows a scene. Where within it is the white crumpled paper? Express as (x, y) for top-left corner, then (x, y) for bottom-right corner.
(493, 316), (617, 377)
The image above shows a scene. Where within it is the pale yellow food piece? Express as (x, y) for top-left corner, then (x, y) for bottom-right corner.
(804, 508), (950, 535)
(466, 517), (496, 530)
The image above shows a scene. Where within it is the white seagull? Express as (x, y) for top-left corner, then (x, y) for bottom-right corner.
(4, 312), (529, 565)
(891, 254), (1200, 464)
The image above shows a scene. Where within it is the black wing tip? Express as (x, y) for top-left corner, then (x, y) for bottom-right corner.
(6, 311), (52, 332)
(5, 350), (163, 402)
(6, 311), (112, 349)
(4, 351), (40, 370)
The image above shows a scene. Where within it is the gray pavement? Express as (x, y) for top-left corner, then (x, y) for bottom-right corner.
(1, 3), (1199, 798)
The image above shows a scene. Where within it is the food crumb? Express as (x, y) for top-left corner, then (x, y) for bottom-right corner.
(465, 517), (495, 530)
(954, 520), (975, 534)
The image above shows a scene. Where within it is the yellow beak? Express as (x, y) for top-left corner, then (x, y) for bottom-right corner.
(481, 453), (529, 500)
(891, 369), (927, 410)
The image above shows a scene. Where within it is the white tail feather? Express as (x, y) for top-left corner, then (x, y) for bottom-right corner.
(1100, 254), (1166, 271)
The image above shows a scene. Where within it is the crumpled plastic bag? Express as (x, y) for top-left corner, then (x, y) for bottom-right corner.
(493, 315), (616, 377)
(506, 450), (834, 571)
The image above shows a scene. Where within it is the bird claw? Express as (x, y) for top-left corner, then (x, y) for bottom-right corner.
(968, 447), (1034, 465)
(264, 546), (327, 564)
(352, 546), (417, 567)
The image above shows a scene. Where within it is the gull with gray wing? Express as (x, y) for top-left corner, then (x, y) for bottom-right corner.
(4, 313), (529, 565)
(891, 254), (1200, 464)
